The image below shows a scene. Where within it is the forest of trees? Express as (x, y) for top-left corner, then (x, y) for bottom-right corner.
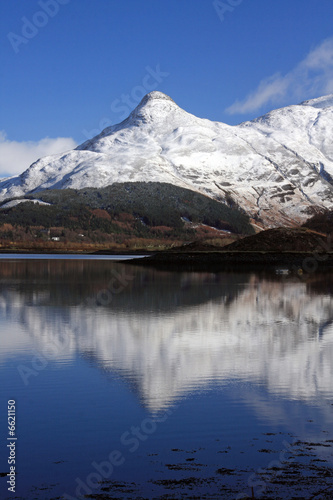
(0, 182), (254, 251)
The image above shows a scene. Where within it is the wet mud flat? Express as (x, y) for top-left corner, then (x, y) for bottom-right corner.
(78, 437), (333, 499)
(8, 435), (333, 500)
(83, 447), (333, 500)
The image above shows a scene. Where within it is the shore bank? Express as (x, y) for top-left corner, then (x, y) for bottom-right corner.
(127, 251), (333, 272)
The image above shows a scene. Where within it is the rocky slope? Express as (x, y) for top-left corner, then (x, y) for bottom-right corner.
(1, 91), (333, 227)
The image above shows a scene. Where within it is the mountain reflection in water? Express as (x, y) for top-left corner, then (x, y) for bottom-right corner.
(1, 260), (333, 414)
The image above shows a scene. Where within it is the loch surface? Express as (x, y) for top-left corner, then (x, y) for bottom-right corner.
(1, 258), (333, 499)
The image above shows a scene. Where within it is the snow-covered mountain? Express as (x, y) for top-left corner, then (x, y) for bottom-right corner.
(1, 91), (333, 227)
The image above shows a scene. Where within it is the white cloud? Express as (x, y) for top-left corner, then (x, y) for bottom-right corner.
(226, 37), (333, 115)
(0, 132), (77, 178)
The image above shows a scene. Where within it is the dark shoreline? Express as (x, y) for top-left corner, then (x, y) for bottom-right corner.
(0, 249), (153, 255)
(1, 249), (333, 273)
(127, 251), (333, 272)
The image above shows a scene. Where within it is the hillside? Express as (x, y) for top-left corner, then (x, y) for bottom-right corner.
(302, 210), (333, 234)
(0, 182), (253, 251)
(1, 91), (333, 228)
(221, 227), (328, 253)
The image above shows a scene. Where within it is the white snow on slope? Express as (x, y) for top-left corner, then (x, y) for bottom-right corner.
(0, 198), (51, 209)
(1, 91), (333, 226)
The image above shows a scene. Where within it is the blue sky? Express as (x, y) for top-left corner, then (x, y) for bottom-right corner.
(1, 0), (333, 177)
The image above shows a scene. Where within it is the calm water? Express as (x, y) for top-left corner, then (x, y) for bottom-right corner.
(1, 258), (333, 499)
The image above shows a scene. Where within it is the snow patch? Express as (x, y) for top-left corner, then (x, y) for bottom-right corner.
(0, 199), (51, 209)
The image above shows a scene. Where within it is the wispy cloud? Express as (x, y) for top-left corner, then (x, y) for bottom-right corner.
(226, 38), (333, 115)
(0, 133), (77, 178)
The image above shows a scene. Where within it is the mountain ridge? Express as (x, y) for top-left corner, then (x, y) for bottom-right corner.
(1, 91), (333, 228)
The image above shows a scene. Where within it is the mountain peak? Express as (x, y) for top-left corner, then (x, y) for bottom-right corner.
(138, 91), (176, 106)
(2, 92), (333, 229)
(300, 94), (333, 109)
(127, 91), (180, 124)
